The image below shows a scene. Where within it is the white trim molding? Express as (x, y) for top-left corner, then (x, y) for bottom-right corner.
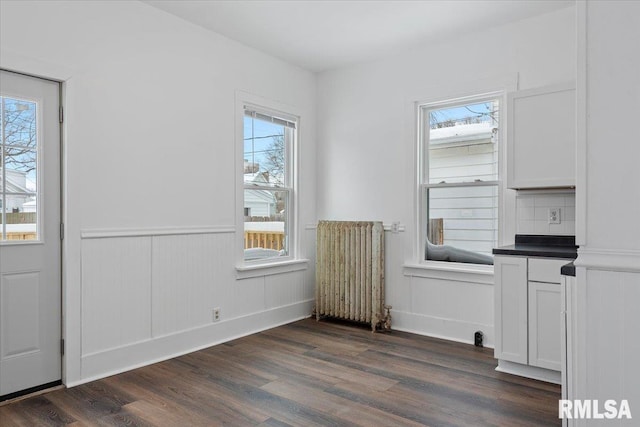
(392, 309), (494, 348)
(576, 0), (588, 247)
(496, 360), (561, 385)
(235, 258), (309, 280)
(403, 262), (494, 285)
(81, 226), (235, 239)
(574, 248), (640, 273)
(72, 300), (313, 387)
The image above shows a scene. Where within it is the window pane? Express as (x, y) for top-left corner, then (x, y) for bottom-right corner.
(5, 199), (37, 241)
(3, 97), (37, 148)
(1, 96), (38, 242)
(425, 185), (497, 263)
(426, 100), (499, 184)
(244, 189), (288, 260)
(5, 147), (37, 193)
(244, 115), (287, 187)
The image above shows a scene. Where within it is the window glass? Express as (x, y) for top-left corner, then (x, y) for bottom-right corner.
(243, 109), (294, 261)
(1, 96), (38, 241)
(421, 98), (500, 264)
(424, 185), (498, 258)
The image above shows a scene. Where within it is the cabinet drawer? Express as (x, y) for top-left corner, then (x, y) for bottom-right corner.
(528, 258), (566, 283)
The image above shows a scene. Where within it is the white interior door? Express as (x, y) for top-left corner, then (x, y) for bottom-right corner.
(0, 70), (61, 398)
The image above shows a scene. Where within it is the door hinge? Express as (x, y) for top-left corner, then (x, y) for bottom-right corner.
(59, 106), (64, 123)
(61, 339), (65, 356)
(60, 223), (64, 241)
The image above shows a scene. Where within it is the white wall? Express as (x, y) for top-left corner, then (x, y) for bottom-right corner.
(574, 2), (640, 423)
(1, 0), (316, 386)
(317, 7), (576, 346)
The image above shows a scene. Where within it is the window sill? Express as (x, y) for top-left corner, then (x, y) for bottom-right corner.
(236, 258), (309, 280)
(403, 261), (494, 285)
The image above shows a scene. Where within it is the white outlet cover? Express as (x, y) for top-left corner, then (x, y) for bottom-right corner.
(548, 208), (561, 224)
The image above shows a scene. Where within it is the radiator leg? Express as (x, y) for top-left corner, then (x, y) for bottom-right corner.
(382, 305), (392, 331)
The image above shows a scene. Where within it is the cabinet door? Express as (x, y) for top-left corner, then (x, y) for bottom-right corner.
(494, 256), (528, 364)
(529, 281), (562, 371)
(507, 82), (576, 189)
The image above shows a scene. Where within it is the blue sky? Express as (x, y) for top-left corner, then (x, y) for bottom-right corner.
(243, 116), (284, 173)
(1, 96), (38, 191)
(429, 101), (497, 128)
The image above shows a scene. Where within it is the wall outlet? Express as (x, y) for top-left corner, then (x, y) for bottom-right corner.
(548, 208), (561, 224)
(213, 307), (221, 322)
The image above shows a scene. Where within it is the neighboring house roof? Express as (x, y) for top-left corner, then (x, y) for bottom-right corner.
(430, 122), (495, 145)
(244, 172), (277, 207)
(0, 168), (32, 193)
(244, 171), (269, 184)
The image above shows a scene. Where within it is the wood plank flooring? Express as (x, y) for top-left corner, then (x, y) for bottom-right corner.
(0, 318), (560, 426)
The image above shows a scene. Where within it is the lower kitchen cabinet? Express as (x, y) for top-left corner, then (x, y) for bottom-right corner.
(494, 256), (528, 364)
(494, 255), (566, 382)
(528, 281), (562, 371)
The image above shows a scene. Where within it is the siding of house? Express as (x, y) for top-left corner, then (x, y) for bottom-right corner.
(428, 137), (498, 256)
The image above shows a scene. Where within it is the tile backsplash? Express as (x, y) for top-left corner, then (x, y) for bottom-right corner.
(516, 191), (575, 236)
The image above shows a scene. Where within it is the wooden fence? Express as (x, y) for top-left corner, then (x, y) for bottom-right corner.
(6, 212), (36, 224)
(428, 218), (444, 245)
(244, 231), (284, 250)
(6, 232), (37, 240)
(4, 212), (37, 240)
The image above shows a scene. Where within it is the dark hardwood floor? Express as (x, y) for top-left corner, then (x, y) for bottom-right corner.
(0, 318), (560, 426)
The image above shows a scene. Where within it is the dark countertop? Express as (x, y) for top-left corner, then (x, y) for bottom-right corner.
(493, 234), (577, 259)
(561, 262), (576, 277)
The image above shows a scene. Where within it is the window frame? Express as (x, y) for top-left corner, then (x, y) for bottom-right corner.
(235, 92), (300, 271)
(416, 91), (505, 268)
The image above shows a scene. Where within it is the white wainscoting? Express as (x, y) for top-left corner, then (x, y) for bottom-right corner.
(572, 265), (640, 426)
(77, 227), (314, 385)
(151, 233), (229, 338)
(395, 270), (495, 347)
(81, 236), (152, 356)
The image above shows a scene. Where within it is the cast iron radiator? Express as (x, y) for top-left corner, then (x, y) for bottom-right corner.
(315, 221), (391, 331)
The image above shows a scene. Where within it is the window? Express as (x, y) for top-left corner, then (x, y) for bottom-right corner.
(1, 96), (38, 242)
(419, 95), (501, 265)
(242, 105), (296, 262)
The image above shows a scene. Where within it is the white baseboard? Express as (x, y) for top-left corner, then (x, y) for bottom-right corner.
(391, 309), (494, 348)
(71, 300), (313, 387)
(496, 359), (561, 384)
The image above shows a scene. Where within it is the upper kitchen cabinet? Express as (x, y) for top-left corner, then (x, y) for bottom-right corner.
(507, 83), (576, 189)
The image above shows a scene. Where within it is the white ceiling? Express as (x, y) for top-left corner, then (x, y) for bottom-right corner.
(143, 0), (574, 72)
